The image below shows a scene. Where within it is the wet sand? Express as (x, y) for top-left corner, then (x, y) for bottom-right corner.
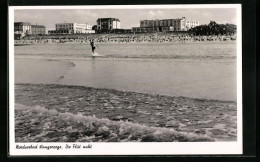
(15, 84), (237, 142)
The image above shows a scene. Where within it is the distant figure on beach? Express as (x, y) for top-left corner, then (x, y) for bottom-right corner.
(181, 35), (185, 43)
(90, 39), (98, 55)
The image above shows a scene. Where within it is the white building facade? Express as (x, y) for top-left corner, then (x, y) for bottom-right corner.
(184, 19), (200, 30)
(14, 22), (32, 35)
(55, 23), (95, 34)
(112, 20), (121, 29)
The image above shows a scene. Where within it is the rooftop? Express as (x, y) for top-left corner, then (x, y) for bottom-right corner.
(97, 18), (120, 21)
(55, 23), (75, 25)
(140, 18), (198, 21)
(31, 25), (45, 28)
(14, 22), (31, 25)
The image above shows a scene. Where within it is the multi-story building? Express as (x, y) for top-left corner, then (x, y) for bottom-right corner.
(133, 17), (199, 33)
(54, 23), (95, 34)
(14, 22), (32, 35)
(96, 18), (121, 33)
(31, 25), (46, 35)
(185, 19), (200, 30)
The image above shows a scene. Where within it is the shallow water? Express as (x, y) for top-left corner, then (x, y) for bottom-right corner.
(15, 41), (236, 59)
(15, 42), (237, 101)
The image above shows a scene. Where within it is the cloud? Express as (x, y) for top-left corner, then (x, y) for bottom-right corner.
(147, 10), (165, 19)
(74, 10), (98, 17)
(148, 10), (156, 18)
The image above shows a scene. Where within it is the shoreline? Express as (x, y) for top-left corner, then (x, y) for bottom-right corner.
(15, 53), (237, 60)
(15, 39), (236, 46)
(15, 83), (237, 142)
(16, 83), (237, 103)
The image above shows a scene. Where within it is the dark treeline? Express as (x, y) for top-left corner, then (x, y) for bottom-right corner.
(189, 21), (236, 35)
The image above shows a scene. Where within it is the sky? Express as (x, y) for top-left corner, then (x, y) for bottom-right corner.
(14, 8), (237, 30)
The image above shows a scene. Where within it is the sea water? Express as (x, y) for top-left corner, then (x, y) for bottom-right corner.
(14, 42), (237, 101)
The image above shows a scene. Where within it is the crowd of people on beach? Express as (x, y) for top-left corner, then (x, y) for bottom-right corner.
(15, 33), (237, 45)
(86, 33), (236, 43)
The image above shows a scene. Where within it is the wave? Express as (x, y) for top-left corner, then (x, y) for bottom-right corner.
(15, 103), (214, 142)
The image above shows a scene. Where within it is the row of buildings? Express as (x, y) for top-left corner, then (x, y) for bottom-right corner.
(132, 17), (199, 33)
(14, 22), (46, 35)
(48, 18), (121, 34)
(14, 22), (95, 35)
(14, 17), (200, 35)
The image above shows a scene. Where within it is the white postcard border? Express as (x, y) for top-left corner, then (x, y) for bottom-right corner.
(9, 4), (242, 155)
